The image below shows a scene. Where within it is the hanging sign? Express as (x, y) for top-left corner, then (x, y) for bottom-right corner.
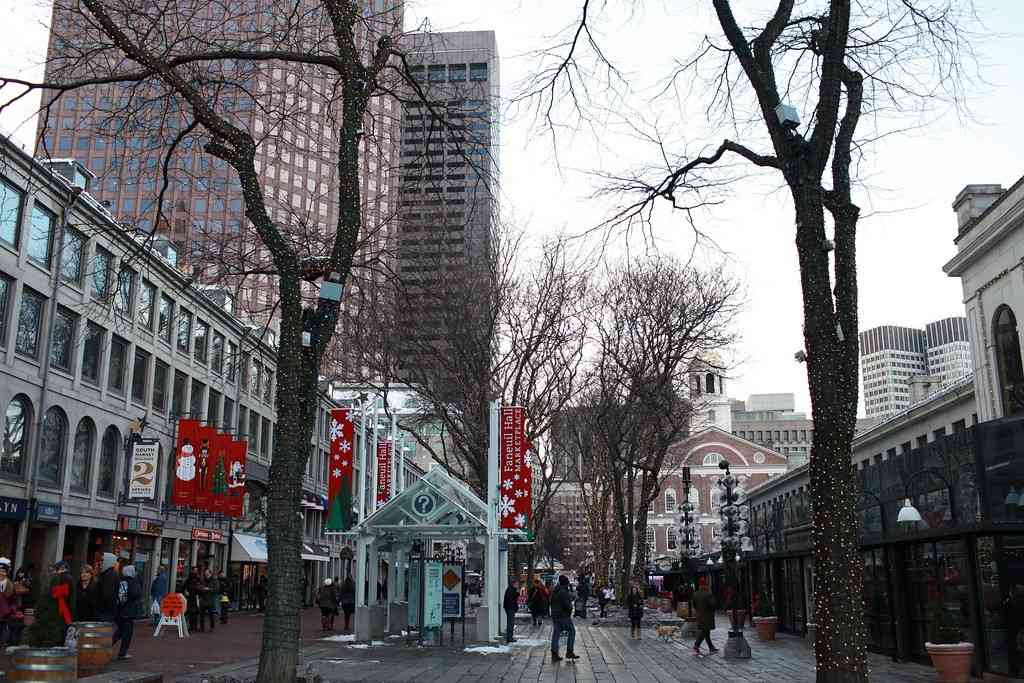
(209, 432), (231, 513)
(326, 408), (355, 532)
(171, 420), (201, 508)
(226, 439), (247, 518)
(192, 426), (219, 511)
(499, 407), (531, 530)
(128, 439), (160, 500)
(375, 440), (392, 506)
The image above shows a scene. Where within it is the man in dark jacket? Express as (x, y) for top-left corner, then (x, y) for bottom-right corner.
(112, 565), (142, 660)
(199, 568), (219, 633)
(692, 578), (718, 655)
(150, 566), (168, 627)
(549, 575), (579, 661)
(503, 579), (519, 643)
(96, 553), (120, 621)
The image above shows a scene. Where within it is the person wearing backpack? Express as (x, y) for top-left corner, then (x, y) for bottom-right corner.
(112, 565), (141, 660)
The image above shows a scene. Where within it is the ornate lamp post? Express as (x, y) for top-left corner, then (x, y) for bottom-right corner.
(717, 459), (752, 659)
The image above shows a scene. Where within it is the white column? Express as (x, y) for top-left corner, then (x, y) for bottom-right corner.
(355, 535), (368, 607)
(486, 399), (500, 641)
(357, 400), (368, 524)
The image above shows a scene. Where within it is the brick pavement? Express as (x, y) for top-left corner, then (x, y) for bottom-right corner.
(165, 611), (960, 682)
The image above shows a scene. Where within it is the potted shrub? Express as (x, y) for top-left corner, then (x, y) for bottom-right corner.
(925, 599), (973, 683)
(752, 595), (778, 641)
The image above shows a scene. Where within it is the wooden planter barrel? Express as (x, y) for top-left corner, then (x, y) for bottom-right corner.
(7, 646), (77, 682)
(70, 622), (114, 677)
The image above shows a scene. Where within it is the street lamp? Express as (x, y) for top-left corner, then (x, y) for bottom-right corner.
(897, 498), (924, 524)
(717, 460), (752, 660)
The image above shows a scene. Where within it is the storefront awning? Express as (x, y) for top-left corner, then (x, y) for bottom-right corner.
(301, 542), (329, 562)
(233, 533), (268, 564)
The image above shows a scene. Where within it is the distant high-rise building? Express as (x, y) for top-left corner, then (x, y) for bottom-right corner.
(35, 1), (402, 334)
(394, 31), (499, 391)
(860, 318), (972, 419)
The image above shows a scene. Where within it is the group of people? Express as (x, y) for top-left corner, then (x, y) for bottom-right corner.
(180, 566), (231, 633)
(0, 558), (33, 646)
(503, 575), (581, 661)
(315, 576), (357, 633)
(67, 553), (144, 659)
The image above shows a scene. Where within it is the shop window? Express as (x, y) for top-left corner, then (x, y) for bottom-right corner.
(2, 396), (31, 477)
(994, 305), (1024, 416)
(70, 417), (95, 493)
(98, 426), (119, 497)
(39, 406), (67, 487)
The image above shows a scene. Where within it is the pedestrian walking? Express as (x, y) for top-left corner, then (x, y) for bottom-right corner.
(528, 578), (548, 626)
(599, 584), (614, 618)
(627, 585), (644, 639)
(577, 575), (590, 618)
(199, 568), (219, 632)
(112, 565), (141, 660)
(75, 565), (99, 622)
(317, 579), (338, 632)
(256, 574), (267, 612)
(183, 567), (201, 632)
(329, 577), (340, 630)
(692, 578), (718, 656)
(503, 578), (519, 643)
(0, 559), (15, 645)
(549, 575), (579, 662)
(216, 569), (230, 624)
(150, 565), (168, 628)
(339, 575), (356, 633)
(9, 565), (31, 645)
(96, 554), (120, 622)
(50, 561), (74, 640)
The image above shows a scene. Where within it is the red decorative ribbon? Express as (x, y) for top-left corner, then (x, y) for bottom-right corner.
(51, 582), (71, 625)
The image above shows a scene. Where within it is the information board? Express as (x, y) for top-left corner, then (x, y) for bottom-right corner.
(423, 560), (443, 628)
(441, 563), (463, 619)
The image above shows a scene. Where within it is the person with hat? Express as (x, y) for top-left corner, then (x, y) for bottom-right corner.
(549, 575), (580, 662)
(49, 561), (74, 636)
(96, 553), (121, 622)
(317, 578), (337, 632)
(112, 565), (141, 659)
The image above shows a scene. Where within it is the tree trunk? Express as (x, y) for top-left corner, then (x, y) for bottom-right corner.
(257, 279), (317, 683)
(792, 190), (868, 682)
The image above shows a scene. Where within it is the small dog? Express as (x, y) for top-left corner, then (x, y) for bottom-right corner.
(655, 625), (680, 642)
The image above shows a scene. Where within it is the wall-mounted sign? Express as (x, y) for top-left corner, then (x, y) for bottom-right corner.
(191, 528), (224, 542)
(128, 439), (160, 500)
(32, 500), (61, 523)
(0, 497), (28, 521)
(441, 564), (463, 619)
(117, 516), (163, 536)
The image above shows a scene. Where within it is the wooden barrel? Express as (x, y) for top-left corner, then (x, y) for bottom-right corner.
(70, 621), (114, 676)
(8, 647), (77, 682)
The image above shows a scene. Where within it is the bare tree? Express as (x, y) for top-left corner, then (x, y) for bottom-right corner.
(0, 2), (454, 680)
(521, 2), (976, 678)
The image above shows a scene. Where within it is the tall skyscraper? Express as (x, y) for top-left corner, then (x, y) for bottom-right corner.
(860, 318), (972, 419)
(35, 2), (401, 336)
(394, 31), (499, 391)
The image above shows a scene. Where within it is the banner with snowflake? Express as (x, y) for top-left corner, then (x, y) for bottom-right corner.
(376, 440), (393, 507)
(326, 408), (355, 532)
(499, 406), (531, 530)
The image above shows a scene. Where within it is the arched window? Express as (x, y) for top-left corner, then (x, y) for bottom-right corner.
(70, 418), (95, 493)
(688, 487), (700, 512)
(98, 427), (120, 497)
(703, 452), (722, 467)
(705, 373), (716, 394)
(39, 407), (67, 487)
(664, 488), (677, 513)
(667, 527), (678, 551)
(2, 396), (31, 477)
(994, 305), (1024, 416)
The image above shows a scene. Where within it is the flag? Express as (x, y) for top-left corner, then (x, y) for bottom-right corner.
(327, 408), (355, 531)
(226, 439), (247, 518)
(193, 425), (218, 511)
(209, 432), (231, 512)
(499, 407), (531, 530)
(375, 440), (392, 506)
(171, 419), (201, 508)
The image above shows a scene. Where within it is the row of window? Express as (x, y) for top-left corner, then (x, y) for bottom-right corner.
(734, 428), (810, 443)
(409, 62), (489, 83)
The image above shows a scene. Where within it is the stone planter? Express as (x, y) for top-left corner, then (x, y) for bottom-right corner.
(925, 642), (974, 683)
(752, 616), (778, 641)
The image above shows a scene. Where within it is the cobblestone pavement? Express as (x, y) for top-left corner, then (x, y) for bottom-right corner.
(174, 614), (966, 683)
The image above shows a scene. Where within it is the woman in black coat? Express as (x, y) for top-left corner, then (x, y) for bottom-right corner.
(75, 565), (100, 621)
(626, 585), (644, 639)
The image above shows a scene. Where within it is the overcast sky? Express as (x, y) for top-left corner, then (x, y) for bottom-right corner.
(3, 1), (1023, 416)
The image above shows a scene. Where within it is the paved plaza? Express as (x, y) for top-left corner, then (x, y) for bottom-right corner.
(146, 609), (958, 683)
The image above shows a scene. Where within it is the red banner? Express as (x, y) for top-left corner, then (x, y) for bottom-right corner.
(192, 426), (218, 511)
(499, 407), (531, 530)
(172, 419), (201, 508)
(327, 409), (355, 531)
(209, 432), (231, 513)
(375, 440), (392, 506)
(226, 440), (247, 518)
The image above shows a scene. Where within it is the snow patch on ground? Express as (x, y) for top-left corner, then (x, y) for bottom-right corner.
(465, 638), (547, 655)
(347, 643), (370, 649)
(321, 634), (357, 642)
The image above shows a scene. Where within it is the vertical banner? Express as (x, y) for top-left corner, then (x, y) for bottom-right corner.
(375, 440), (392, 507)
(171, 419), (201, 508)
(499, 407), (530, 529)
(226, 440), (247, 518)
(209, 432), (231, 513)
(326, 408), (355, 532)
(423, 560), (443, 628)
(193, 426), (218, 511)
(128, 439), (160, 500)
